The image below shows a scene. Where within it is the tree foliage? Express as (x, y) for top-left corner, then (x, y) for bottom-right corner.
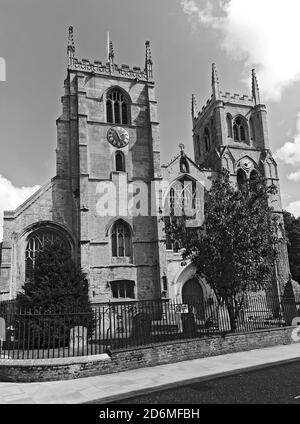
(15, 241), (93, 348)
(16, 241), (91, 312)
(283, 210), (300, 283)
(163, 171), (280, 330)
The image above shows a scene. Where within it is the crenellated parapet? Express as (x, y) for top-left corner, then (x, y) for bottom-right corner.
(67, 26), (153, 82)
(219, 91), (255, 106)
(194, 91), (256, 123)
(68, 57), (149, 81)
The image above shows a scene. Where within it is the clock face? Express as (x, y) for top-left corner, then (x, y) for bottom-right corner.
(107, 127), (129, 148)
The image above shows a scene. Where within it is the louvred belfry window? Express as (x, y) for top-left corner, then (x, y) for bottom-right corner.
(233, 117), (247, 142)
(106, 89), (129, 125)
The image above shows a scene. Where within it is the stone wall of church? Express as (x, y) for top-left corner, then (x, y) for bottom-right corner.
(0, 178), (76, 300)
(60, 70), (163, 301)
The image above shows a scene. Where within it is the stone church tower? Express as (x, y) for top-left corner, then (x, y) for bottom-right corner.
(192, 64), (290, 294)
(0, 27), (164, 302)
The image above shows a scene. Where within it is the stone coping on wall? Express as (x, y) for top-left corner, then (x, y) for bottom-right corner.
(108, 326), (291, 354)
(0, 353), (111, 367)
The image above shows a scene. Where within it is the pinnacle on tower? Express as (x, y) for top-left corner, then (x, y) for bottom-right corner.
(67, 26), (75, 65)
(108, 39), (115, 70)
(145, 40), (153, 80)
(252, 69), (261, 105)
(212, 63), (220, 100)
(191, 94), (198, 119)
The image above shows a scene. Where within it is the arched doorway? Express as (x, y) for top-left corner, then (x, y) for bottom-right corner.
(182, 278), (203, 303)
(182, 278), (205, 320)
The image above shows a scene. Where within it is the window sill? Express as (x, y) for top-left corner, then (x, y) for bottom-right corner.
(111, 257), (132, 265)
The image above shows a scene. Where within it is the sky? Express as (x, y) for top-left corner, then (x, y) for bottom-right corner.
(0, 0), (300, 239)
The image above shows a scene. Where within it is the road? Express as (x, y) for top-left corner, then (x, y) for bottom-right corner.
(108, 361), (300, 404)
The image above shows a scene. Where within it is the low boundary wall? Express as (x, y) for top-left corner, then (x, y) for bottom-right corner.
(0, 326), (298, 382)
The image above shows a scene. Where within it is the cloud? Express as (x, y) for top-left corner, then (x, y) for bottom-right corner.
(275, 112), (300, 165)
(180, 0), (300, 101)
(286, 201), (300, 218)
(0, 175), (40, 240)
(288, 170), (300, 182)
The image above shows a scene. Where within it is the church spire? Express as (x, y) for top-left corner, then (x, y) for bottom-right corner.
(252, 69), (261, 105)
(145, 40), (153, 80)
(67, 26), (75, 66)
(212, 63), (220, 100)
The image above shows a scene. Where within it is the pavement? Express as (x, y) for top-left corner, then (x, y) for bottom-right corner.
(0, 343), (299, 404)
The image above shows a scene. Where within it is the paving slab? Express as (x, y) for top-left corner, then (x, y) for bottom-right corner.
(0, 343), (299, 404)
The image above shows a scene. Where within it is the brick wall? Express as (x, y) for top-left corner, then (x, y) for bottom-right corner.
(0, 326), (297, 382)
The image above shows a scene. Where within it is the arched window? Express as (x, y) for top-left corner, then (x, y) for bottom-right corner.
(111, 220), (132, 258)
(106, 88), (129, 125)
(249, 117), (254, 141)
(233, 117), (247, 142)
(115, 151), (125, 172)
(165, 177), (199, 251)
(226, 114), (233, 138)
(25, 228), (70, 281)
(204, 127), (210, 152)
(237, 168), (247, 190)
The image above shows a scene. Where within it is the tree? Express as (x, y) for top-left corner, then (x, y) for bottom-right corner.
(163, 171), (280, 331)
(17, 241), (90, 311)
(15, 241), (93, 348)
(283, 210), (300, 283)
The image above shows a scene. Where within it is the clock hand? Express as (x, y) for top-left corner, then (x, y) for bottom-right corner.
(115, 128), (121, 141)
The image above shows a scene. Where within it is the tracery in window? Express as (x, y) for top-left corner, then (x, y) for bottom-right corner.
(25, 228), (70, 281)
(111, 220), (132, 258)
(233, 117), (247, 142)
(106, 88), (129, 125)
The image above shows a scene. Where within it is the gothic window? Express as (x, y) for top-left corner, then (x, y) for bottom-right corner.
(111, 220), (132, 258)
(111, 280), (135, 299)
(204, 127), (210, 152)
(226, 114), (233, 138)
(249, 117), (255, 141)
(233, 117), (247, 142)
(165, 177), (199, 251)
(115, 151), (125, 172)
(25, 228), (70, 281)
(106, 88), (129, 125)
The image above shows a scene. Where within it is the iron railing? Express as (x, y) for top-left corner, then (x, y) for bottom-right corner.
(0, 295), (297, 359)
